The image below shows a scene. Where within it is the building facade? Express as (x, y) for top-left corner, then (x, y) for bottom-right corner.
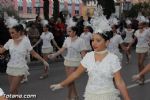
(131, 0), (150, 4)
(82, 1), (97, 17)
(10, 0), (83, 19)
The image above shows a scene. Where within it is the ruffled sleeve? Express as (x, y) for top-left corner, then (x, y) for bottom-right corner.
(110, 54), (122, 73)
(62, 37), (69, 48)
(50, 32), (54, 39)
(81, 52), (91, 69)
(4, 39), (12, 50)
(24, 38), (33, 51)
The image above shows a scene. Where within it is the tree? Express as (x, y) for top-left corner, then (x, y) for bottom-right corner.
(43, 0), (49, 20)
(97, 0), (115, 19)
(53, 0), (59, 21)
(124, 2), (150, 18)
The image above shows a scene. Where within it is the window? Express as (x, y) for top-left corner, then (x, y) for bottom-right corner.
(75, 10), (79, 15)
(27, 7), (32, 13)
(68, 0), (72, 14)
(75, 0), (79, 14)
(27, 0), (32, 13)
(35, 0), (40, 14)
(18, 0), (23, 13)
(59, 0), (64, 11)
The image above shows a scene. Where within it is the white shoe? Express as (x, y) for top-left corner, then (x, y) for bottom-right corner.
(21, 78), (28, 84)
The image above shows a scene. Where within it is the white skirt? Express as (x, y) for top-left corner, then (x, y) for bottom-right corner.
(84, 92), (120, 100)
(64, 59), (80, 67)
(6, 67), (29, 76)
(136, 47), (149, 53)
(42, 47), (53, 54)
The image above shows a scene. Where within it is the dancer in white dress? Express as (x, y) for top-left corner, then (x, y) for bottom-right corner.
(123, 19), (135, 63)
(48, 26), (87, 100)
(80, 26), (92, 51)
(128, 16), (150, 85)
(50, 31), (130, 100)
(49, 6), (130, 100)
(34, 23), (60, 79)
(0, 17), (49, 97)
(107, 25), (127, 62)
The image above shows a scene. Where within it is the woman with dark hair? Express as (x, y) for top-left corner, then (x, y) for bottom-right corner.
(123, 20), (135, 64)
(80, 26), (93, 51)
(0, 24), (49, 97)
(49, 31), (130, 100)
(48, 26), (87, 100)
(33, 24), (60, 79)
(127, 21), (150, 85)
(107, 24), (127, 62)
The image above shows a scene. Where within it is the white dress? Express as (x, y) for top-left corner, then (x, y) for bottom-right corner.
(40, 32), (54, 53)
(80, 32), (92, 51)
(107, 34), (123, 61)
(124, 29), (134, 43)
(62, 37), (87, 67)
(4, 36), (33, 76)
(81, 52), (121, 100)
(134, 29), (150, 53)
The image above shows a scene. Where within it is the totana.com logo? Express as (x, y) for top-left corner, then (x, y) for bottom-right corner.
(0, 88), (4, 96)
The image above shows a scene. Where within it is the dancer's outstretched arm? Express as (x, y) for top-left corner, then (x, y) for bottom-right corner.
(114, 71), (131, 100)
(30, 50), (49, 67)
(50, 64), (86, 91)
(133, 64), (150, 81)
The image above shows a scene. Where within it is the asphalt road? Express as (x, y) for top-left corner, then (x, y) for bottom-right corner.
(0, 50), (150, 100)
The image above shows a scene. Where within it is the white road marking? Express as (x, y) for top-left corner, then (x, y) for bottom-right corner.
(127, 79), (150, 89)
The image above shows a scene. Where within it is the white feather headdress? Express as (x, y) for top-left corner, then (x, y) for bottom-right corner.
(108, 16), (119, 26)
(83, 20), (91, 27)
(136, 12), (146, 23)
(126, 19), (132, 25)
(137, 15), (146, 23)
(41, 19), (48, 27)
(90, 5), (111, 33)
(5, 17), (18, 28)
(145, 18), (149, 23)
(65, 15), (77, 29)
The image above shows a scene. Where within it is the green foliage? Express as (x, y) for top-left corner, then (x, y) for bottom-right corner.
(53, 0), (59, 21)
(124, 2), (150, 18)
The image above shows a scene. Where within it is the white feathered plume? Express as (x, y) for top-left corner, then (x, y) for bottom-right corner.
(65, 15), (77, 28)
(83, 20), (91, 26)
(145, 18), (149, 23)
(41, 19), (48, 27)
(5, 17), (18, 28)
(90, 5), (111, 33)
(126, 19), (132, 25)
(108, 16), (119, 26)
(137, 15), (146, 23)
(136, 12), (146, 23)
